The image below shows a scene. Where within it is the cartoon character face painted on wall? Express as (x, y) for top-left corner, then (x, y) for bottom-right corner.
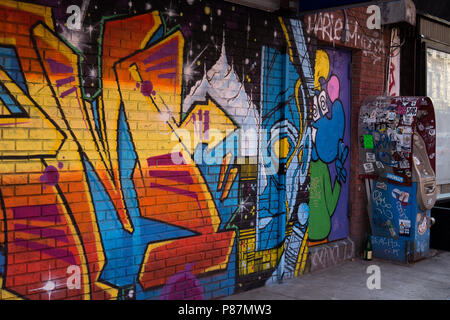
(311, 76), (346, 167)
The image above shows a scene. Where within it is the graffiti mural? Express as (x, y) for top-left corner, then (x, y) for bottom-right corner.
(309, 48), (351, 244)
(0, 0), (351, 300)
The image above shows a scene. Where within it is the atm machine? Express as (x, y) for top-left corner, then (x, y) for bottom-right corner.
(358, 96), (437, 263)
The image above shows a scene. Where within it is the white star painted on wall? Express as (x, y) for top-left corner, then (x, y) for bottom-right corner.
(29, 267), (65, 300)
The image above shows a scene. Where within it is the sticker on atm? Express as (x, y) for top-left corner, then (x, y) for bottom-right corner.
(392, 188), (410, 205)
(397, 126), (412, 134)
(386, 172), (404, 183)
(363, 162), (375, 173)
(363, 134), (374, 149)
(406, 107), (417, 116)
(399, 219), (411, 236)
(403, 115), (413, 125)
(375, 161), (384, 169)
(399, 160), (410, 169)
(376, 182), (387, 190)
(366, 152), (376, 163)
(387, 111), (396, 121)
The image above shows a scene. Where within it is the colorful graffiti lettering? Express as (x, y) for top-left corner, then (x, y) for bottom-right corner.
(0, 0), (351, 300)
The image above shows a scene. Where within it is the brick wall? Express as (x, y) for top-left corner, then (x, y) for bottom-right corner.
(0, 0), (390, 300)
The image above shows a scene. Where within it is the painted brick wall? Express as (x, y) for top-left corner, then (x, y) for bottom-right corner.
(0, 0), (389, 300)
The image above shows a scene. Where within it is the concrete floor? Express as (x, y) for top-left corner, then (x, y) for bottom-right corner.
(222, 250), (450, 300)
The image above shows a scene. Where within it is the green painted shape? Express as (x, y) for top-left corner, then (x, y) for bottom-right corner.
(363, 134), (374, 149)
(308, 160), (341, 241)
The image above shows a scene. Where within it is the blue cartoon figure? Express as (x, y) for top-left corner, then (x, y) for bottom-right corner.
(309, 70), (349, 242)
